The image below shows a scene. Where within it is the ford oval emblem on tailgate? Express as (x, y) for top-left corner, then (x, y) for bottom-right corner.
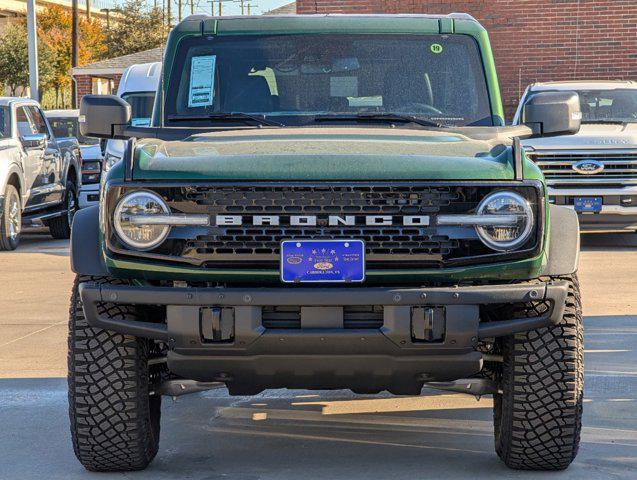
(572, 160), (604, 175)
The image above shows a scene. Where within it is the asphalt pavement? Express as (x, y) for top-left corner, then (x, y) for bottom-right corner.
(0, 231), (636, 479)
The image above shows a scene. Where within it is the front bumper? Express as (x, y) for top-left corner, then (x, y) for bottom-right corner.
(78, 184), (100, 209)
(549, 186), (637, 230)
(79, 280), (568, 393)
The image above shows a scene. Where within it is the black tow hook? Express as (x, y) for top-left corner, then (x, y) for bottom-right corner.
(424, 378), (499, 397)
(151, 379), (223, 397)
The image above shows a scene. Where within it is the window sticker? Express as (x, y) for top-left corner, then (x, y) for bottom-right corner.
(430, 43), (443, 54)
(188, 55), (216, 108)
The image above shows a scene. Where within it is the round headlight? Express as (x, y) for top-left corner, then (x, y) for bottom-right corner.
(113, 191), (170, 250)
(475, 191), (534, 251)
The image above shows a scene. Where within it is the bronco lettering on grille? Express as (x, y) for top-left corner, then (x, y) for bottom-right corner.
(214, 215), (431, 227)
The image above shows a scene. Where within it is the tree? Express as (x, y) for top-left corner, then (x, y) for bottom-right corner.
(105, 0), (169, 58)
(0, 23), (55, 96)
(37, 5), (107, 107)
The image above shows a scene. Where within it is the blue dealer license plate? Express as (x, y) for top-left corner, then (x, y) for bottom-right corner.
(574, 197), (602, 213)
(281, 240), (365, 283)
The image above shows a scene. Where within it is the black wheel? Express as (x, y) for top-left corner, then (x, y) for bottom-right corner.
(68, 275), (161, 472)
(0, 184), (21, 250)
(48, 181), (77, 239)
(493, 275), (583, 470)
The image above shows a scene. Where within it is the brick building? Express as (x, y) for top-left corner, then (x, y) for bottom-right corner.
(295, 0), (637, 119)
(71, 47), (163, 101)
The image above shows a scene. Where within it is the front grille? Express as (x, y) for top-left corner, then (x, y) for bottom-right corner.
(187, 228), (457, 258)
(262, 306), (384, 329)
(168, 184), (482, 267)
(528, 151), (637, 183)
(107, 182), (543, 269)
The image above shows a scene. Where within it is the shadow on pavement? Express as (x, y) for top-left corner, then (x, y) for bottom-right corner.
(0, 374), (635, 479)
(580, 232), (637, 251)
(1, 230), (70, 256)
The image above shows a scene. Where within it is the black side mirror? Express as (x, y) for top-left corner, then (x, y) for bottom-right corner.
(21, 133), (47, 149)
(522, 91), (581, 137)
(79, 95), (132, 139)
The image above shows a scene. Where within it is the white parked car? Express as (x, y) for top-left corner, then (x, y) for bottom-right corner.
(0, 98), (81, 249)
(45, 109), (103, 209)
(513, 80), (637, 231)
(102, 62), (161, 174)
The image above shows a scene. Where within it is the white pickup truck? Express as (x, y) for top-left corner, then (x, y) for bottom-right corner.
(0, 97), (81, 250)
(514, 81), (637, 231)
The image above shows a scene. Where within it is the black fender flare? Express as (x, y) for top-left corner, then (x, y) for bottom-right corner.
(62, 149), (82, 187)
(71, 205), (108, 276)
(541, 204), (580, 276)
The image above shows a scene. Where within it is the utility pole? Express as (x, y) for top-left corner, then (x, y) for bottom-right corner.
(190, 0), (194, 15)
(178, 0), (182, 21)
(167, 0), (172, 26)
(72, 0), (79, 107)
(100, 8), (111, 29)
(219, 0), (222, 16)
(240, 0), (244, 15)
(26, 0), (39, 101)
(86, 0), (91, 20)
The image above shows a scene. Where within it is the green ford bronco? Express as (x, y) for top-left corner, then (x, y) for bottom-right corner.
(71, 14), (584, 472)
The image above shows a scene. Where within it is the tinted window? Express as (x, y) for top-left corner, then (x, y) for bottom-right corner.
(165, 34), (493, 127)
(47, 117), (100, 145)
(0, 107), (9, 138)
(122, 92), (155, 126)
(576, 89), (637, 123)
(16, 107), (36, 137)
(27, 107), (49, 136)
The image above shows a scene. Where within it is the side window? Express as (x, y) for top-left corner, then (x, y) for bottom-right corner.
(16, 107), (36, 137)
(27, 107), (50, 137)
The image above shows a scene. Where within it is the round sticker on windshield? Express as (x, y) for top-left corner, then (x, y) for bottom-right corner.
(430, 43), (443, 54)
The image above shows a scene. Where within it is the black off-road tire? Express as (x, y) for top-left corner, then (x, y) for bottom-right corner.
(493, 275), (583, 470)
(68, 275), (161, 472)
(0, 184), (21, 251)
(48, 181), (77, 239)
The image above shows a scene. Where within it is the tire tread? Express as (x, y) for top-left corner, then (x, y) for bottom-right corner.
(494, 275), (583, 470)
(68, 275), (160, 472)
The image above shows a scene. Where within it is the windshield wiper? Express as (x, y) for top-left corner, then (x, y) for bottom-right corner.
(314, 113), (444, 128)
(581, 120), (628, 125)
(166, 113), (284, 127)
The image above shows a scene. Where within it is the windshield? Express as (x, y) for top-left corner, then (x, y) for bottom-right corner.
(47, 117), (100, 145)
(576, 89), (637, 123)
(122, 92), (156, 127)
(165, 34), (494, 127)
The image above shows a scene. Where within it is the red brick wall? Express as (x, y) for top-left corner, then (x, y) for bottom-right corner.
(74, 75), (93, 100)
(74, 74), (123, 102)
(296, 0), (637, 120)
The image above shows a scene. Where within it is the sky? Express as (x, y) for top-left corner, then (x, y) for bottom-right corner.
(185, 0), (294, 16)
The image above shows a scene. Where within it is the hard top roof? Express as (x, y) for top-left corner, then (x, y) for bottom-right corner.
(174, 13), (482, 34)
(44, 109), (79, 117)
(0, 97), (40, 108)
(529, 80), (637, 91)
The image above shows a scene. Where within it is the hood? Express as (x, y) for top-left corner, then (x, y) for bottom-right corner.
(522, 123), (637, 150)
(133, 127), (514, 181)
(79, 144), (102, 161)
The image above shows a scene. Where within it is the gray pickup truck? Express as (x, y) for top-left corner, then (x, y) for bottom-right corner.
(0, 97), (81, 250)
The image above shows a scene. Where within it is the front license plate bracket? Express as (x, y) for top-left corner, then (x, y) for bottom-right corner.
(280, 239), (365, 283)
(574, 196), (602, 213)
